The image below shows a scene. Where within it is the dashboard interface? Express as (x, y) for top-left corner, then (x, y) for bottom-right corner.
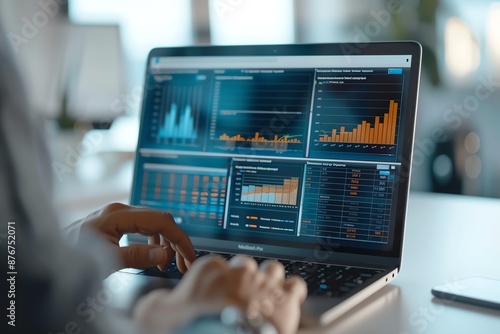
(131, 53), (414, 254)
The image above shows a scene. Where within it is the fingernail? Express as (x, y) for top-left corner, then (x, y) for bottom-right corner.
(149, 247), (166, 262)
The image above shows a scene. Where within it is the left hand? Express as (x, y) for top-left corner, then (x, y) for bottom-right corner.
(134, 255), (307, 334)
(78, 203), (196, 272)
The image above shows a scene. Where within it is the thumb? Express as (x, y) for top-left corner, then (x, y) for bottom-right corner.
(118, 245), (170, 269)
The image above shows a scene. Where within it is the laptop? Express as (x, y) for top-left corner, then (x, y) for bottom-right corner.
(112, 41), (422, 326)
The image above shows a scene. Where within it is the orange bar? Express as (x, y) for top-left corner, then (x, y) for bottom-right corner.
(387, 100), (394, 144)
(385, 101), (391, 144)
(353, 129), (357, 143)
(283, 179), (291, 204)
(382, 112), (389, 144)
(369, 128), (374, 143)
(335, 134), (340, 141)
(340, 126), (345, 142)
(374, 116), (380, 144)
(377, 124), (383, 144)
(391, 102), (398, 144)
(332, 129), (336, 142)
(384, 114), (390, 144)
(348, 132), (352, 142)
(389, 103), (395, 144)
(381, 120), (386, 144)
(361, 121), (367, 142)
(365, 123), (371, 143)
(384, 107), (394, 144)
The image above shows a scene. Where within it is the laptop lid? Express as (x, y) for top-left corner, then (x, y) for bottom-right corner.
(130, 42), (422, 270)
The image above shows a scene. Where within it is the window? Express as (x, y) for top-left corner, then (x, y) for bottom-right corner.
(208, 0), (294, 45)
(70, 0), (194, 90)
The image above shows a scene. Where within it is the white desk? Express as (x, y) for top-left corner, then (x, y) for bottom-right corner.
(302, 192), (500, 334)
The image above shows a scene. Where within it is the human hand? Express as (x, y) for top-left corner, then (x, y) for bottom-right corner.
(134, 255), (307, 334)
(79, 203), (196, 272)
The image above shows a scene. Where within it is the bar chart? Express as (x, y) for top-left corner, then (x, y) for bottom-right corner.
(310, 70), (404, 159)
(207, 72), (311, 156)
(318, 100), (398, 145)
(219, 132), (302, 151)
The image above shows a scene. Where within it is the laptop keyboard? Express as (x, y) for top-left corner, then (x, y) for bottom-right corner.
(140, 250), (385, 298)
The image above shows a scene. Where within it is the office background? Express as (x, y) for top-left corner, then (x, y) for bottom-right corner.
(0, 0), (498, 224)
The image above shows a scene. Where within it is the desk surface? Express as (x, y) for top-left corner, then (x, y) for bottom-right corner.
(302, 191), (500, 334)
(66, 189), (500, 333)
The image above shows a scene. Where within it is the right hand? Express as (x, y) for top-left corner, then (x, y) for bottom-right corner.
(76, 203), (196, 272)
(133, 255), (307, 334)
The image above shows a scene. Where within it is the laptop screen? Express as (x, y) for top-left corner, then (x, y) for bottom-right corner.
(131, 44), (420, 262)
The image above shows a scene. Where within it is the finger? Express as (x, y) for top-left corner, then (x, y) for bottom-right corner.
(284, 275), (308, 303)
(161, 244), (175, 272)
(259, 260), (285, 287)
(176, 251), (188, 273)
(228, 255), (259, 294)
(148, 234), (160, 246)
(183, 255), (227, 276)
(118, 244), (168, 269)
(158, 235), (173, 272)
(228, 255), (258, 272)
(166, 238), (188, 273)
(149, 235), (173, 271)
(109, 209), (196, 266)
(226, 256), (259, 305)
(178, 255), (227, 286)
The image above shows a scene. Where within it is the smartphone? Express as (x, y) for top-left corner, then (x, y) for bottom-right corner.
(431, 277), (500, 310)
